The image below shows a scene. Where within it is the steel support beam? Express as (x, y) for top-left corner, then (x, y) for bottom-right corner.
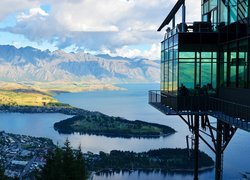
(194, 115), (199, 180)
(215, 120), (223, 180)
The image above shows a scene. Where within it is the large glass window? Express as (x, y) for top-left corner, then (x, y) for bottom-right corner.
(178, 51), (217, 94)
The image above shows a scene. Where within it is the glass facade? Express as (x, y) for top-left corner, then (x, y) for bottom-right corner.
(161, 34), (178, 95)
(160, 0), (250, 99)
(219, 38), (249, 88)
(161, 36), (217, 96)
(202, 0), (249, 29)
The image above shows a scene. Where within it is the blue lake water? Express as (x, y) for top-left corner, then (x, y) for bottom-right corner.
(0, 83), (249, 179)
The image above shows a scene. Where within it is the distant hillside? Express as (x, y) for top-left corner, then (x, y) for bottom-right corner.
(0, 45), (160, 83)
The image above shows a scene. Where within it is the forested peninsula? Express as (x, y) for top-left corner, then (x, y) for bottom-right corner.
(54, 115), (175, 138)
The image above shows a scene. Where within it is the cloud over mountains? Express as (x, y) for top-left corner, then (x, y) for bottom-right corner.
(0, 0), (201, 58)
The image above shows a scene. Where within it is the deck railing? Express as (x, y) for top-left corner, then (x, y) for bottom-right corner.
(149, 90), (250, 122)
(209, 97), (250, 122)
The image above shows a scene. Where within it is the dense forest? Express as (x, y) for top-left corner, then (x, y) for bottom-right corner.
(54, 114), (175, 138)
(87, 148), (214, 172)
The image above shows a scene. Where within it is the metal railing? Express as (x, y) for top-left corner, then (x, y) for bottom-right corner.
(149, 90), (250, 123)
(209, 97), (250, 122)
(148, 90), (162, 104)
(165, 22), (219, 39)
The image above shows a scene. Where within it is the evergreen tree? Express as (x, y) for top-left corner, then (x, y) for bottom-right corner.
(74, 145), (86, 179)
(0, 161), (7, 180)
(38, 139), (87, 180)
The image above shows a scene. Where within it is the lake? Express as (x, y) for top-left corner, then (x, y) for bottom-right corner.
(0, 83), (249, 179)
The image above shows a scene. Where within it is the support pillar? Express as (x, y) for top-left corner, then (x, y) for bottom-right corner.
(215, 120), (223, 180)
(194, 115), (199, 180)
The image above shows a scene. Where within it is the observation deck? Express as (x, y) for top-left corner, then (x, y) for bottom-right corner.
(149, 90), (250, 132)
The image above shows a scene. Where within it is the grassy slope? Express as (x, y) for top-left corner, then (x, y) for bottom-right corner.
(0, 81), (123, 107)
(0, 90), (58, 106)
(0, 82), (59, 106)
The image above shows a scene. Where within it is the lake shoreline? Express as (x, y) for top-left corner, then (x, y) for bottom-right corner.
(91, 165), (214, 176)
(0, 105), (90, 115)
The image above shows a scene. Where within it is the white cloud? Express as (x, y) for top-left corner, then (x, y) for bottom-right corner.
(0, 0), (40, 20)
(17, 8), (48, 22)
(1, 0), (201, 58)
(102, 43), (161, 60)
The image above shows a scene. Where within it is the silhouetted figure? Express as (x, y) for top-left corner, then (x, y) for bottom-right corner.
(180, 84), (189, 96)
(202, 85), (208, 95)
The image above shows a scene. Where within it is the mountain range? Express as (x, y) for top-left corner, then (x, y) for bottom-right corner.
(0, 45), (160, 83)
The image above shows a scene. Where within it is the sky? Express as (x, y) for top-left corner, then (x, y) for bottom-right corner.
(0, 0), (201, 60)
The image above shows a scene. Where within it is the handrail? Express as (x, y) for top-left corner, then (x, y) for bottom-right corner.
(149, 90), (250, 122)
(164, 22), (220, 39)
(209, 97), (250, 109)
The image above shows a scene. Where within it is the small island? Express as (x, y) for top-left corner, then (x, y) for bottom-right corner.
(54, 114), (175, 138)
(86, 148), (214, 173)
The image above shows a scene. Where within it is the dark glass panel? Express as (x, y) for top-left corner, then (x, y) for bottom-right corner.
(161, 62), (165, 91)
(169, 48), (173, 60)
(219, 62), (227, 87)
(220, 0), (229, 25)
(179, 59), (195, 62)
(204, 1), (209, 14)
(201, 52), (212, 58)
(179, 63), (195, 89)
(164, 62), (169, 91)
(174, 35), (178, 46)
(164, 39), (168, 49)
(230, 52), (237, 87)
(201, 63), (212, 86)
(202, 58), (212, 62)
(212, 52), (217, 59)
(238, 0), (248, 20)
(169, 36), (173, 47)
(173, 60), (178, 95)
(165, 49), (169, 61)
(179, 52), (195, 58)
(173, 46), (178, 59)
(229, 0), (237, 23)
(212, 63), (217, 88)
(161, 42), (164, 51)
(196, 60), (201, 87)
(169, 60), (173, 92)
(161, 51), (164, 62)
(238, 51), (247, 88)
(223, 52), (227, 63)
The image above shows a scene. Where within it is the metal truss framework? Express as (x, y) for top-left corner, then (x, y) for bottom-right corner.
(178, 114), (237, 180)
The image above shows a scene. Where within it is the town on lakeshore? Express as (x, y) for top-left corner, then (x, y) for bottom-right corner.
(0, 131), (54, 179)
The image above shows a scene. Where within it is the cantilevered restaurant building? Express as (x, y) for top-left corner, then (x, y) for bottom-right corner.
(149, 0), (250, 179)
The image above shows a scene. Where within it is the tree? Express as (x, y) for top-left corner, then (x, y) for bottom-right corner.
(38, 139), (86, 180)
(0, 161), (7, 180)
(74, 145), (86, 179)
